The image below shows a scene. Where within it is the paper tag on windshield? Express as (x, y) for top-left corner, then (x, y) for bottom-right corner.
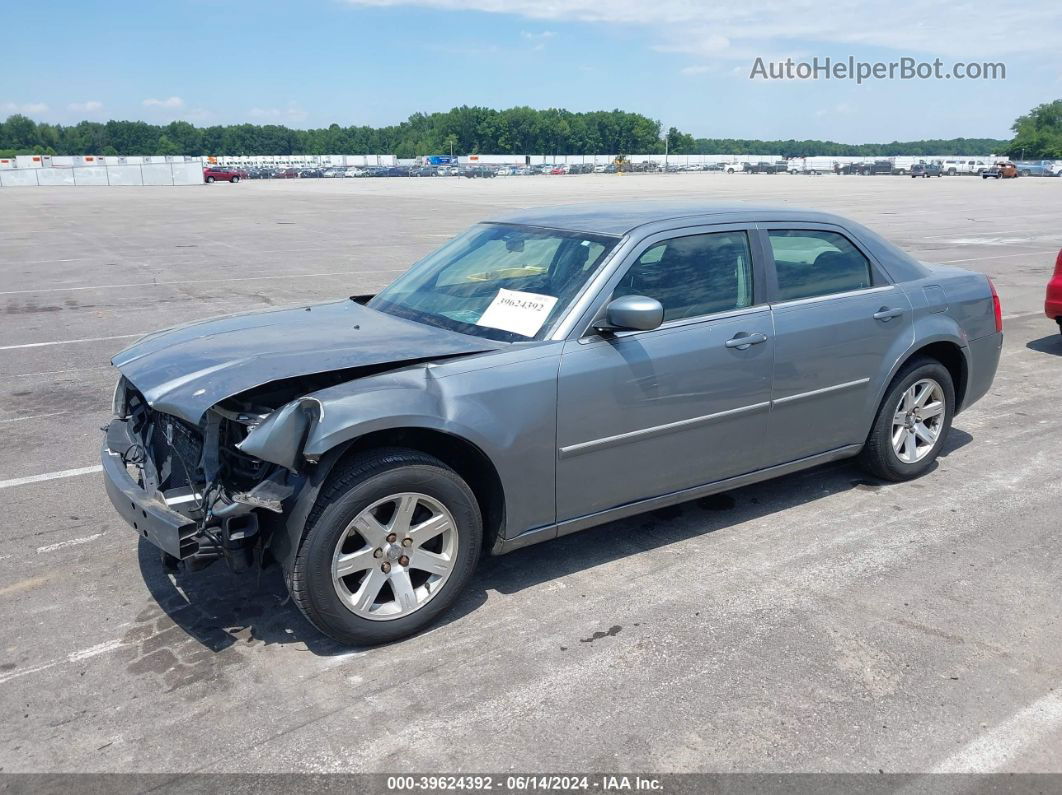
(476, 289), (559, 337)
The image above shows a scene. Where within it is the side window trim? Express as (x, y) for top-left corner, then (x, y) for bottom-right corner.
(756, 223), (891, 305)
(574, 224), (765, 339)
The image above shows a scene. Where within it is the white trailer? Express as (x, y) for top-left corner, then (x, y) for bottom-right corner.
(940, 157), (995, 175)
(786, 156), (838, 174)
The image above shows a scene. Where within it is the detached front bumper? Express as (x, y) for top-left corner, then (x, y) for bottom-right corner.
(101, 419), (199, 560)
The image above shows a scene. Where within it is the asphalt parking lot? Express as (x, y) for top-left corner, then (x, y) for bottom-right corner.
(1, 173), (1060, 775)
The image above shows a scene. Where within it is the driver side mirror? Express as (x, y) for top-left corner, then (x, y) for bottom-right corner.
(595, 295), (664, 333)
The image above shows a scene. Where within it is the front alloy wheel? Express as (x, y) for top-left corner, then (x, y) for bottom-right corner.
(291, 449), (482, 646)
(332, 493), (458, 620)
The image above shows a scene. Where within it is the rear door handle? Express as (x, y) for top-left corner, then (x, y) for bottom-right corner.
(873, 307), (905, 321)
(725, 332), (768, 350)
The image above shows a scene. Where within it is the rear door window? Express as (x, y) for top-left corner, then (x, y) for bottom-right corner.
(768, 230), (873, 301)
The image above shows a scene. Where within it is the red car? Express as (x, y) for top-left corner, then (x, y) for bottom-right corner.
(203, 165), (242, 183)
(1047, 248), (1062, 335)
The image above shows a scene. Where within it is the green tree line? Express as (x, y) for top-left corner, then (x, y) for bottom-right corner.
(0, 107), (664, 159)
(2, 101), (1056, 159)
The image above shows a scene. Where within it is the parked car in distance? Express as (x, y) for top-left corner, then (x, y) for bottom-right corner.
(982, 162), (1018, 179)
(274, 168), (299, 179)
(1046, 249), (1062, 335)
(910, 162), (943, 178)
(941, 158), (993, 176)
(102, 201), (1003, 646)
(743, 161), (785, 174)
(203, 166), (242, 183)
(850, 160), (894, 176)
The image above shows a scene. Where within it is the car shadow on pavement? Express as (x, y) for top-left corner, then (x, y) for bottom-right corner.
(462, 428), (974, 603)
(137, 428), (973, 656)
(136, 540), (353, 657)
(1026, 333), (1062, 356)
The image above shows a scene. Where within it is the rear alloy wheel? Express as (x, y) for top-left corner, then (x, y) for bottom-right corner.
(205, 175), (215, 183)
(230, 175), (240, 183)
(890, 379), (946, 464)
(859, 359), (954, 481)
(291, 449), (481, 646)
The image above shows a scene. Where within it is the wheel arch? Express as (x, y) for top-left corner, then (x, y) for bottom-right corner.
(337, 427), (506, 551)
(273, 426), (506, 579)
(882, 338), (970, 414)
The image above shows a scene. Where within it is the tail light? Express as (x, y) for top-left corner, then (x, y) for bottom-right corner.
(1055, 249), (1062, 278)
(988, 277), (1003, 333)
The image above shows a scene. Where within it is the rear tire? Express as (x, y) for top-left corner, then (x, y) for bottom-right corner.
(291, 448), (482, 646)
(858, 358), (954, 482)
(230, 175), (239, 183)
(205, 176), (215, 183)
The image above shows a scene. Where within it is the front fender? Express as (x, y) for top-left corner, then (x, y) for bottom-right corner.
(256, 351), (561, 548)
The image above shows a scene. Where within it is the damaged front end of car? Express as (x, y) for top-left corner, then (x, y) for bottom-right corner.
(103, 375), (317, 573)
(100, 298), (504, 576)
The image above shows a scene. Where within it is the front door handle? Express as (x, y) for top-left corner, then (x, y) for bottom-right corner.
(725, 332), (768, 350)
(873, 307), (905, 321)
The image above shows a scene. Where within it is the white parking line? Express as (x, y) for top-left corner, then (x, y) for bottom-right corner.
(0, 411), (70, 424)
(932, 691), (1062, 772)
(37, 533), (105, 553)
(0, 333), (142, 351)
(10, 366), (111, 379)
(0, 268), (404, 296)
(0, 465), (103, 490)
(937, 249), (1058, 264)
(0, 637), (126, 685)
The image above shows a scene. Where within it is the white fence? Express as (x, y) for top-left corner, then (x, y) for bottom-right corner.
(0, 162), (204, 187)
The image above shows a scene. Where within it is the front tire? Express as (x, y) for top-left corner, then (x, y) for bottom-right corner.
(205, 175), (215, 183)
(291, 449), (482, 646)
(858, 359), (954, 481)
(230, 175), (240, 183)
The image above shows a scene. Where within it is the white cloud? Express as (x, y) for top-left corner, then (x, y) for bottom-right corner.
(342, 0), (1060, 58)
(679, 64), (714, 75)
(248, 104), (309, 123)
(816, 102), (854, 117)
(68, 100), (103, 113)
(142, 96), (184, 109)
(2, 101), (49, 115)
(521, 29), (557, 49)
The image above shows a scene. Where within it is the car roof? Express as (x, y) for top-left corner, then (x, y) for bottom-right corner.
(487, 200), (854, 237)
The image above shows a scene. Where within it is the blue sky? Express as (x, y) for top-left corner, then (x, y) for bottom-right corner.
(3, 0), (1060, 142)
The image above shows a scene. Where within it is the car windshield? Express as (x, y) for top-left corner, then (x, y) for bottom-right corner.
(369, 223), (618, 342)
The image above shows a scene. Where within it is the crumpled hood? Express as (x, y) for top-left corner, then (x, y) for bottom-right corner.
(112, 300), (501, 423)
